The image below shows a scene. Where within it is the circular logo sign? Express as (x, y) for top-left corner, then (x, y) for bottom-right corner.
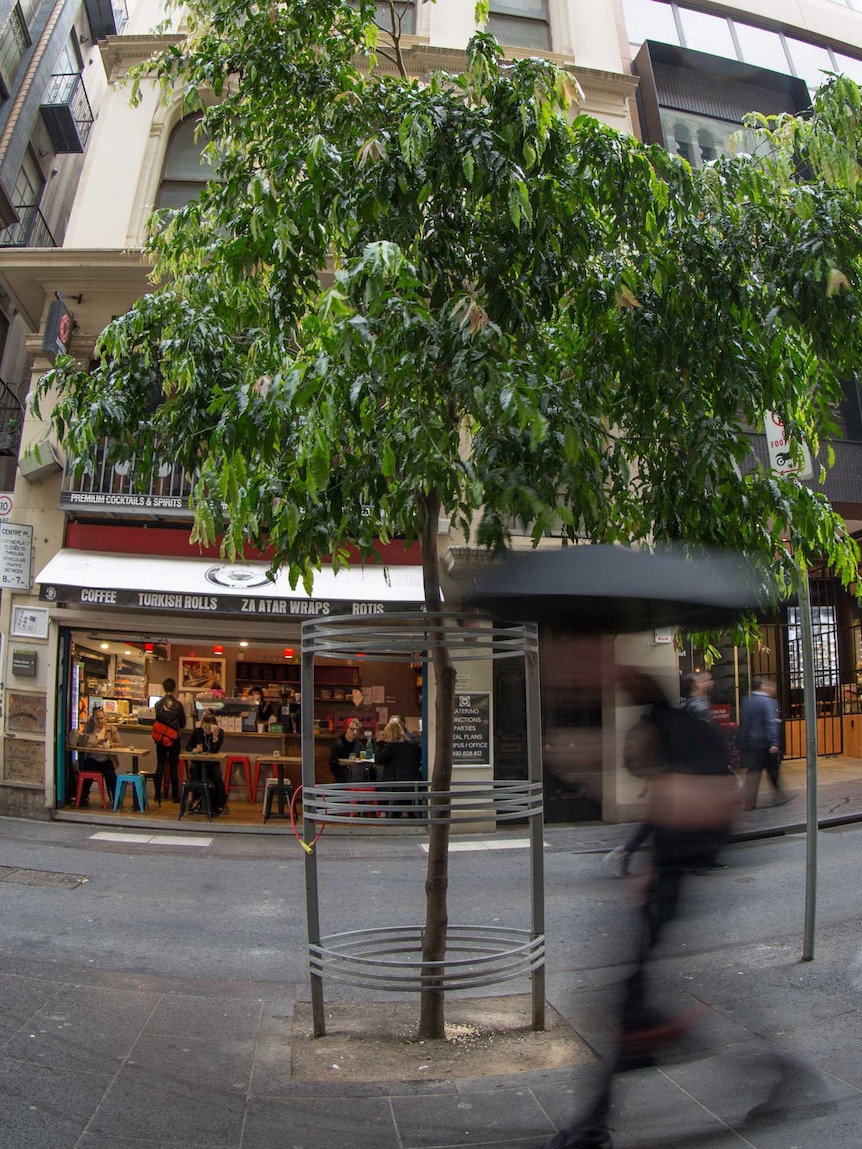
(58, 311), (73, 348)
(0, 493), (12, 517)
(204, 564), (272, 590)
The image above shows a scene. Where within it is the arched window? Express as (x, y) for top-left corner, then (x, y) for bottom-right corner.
(697, 128), (716, 163)
(672, 122), (692, 164)
(155, 116), (216, 211)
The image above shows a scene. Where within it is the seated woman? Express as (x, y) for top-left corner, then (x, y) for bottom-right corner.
(79, 706), (120, 805)
(328, 719), (366, 783)
(186, 710), (228, 814)
(376, 719), (423, 817)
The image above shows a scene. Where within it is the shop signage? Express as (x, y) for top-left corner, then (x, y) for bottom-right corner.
(41, 299), (74, 363)
(0, 522), (33, 589)
(39, 582), (419, 618)
(60, 491), (189, 512)
(765, 411), (814, 480)
(453, 692), (491, 765)
(11, 649), (37, 676)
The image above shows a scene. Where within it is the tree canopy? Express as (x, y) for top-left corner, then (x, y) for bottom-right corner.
(39, 6), (862, 595)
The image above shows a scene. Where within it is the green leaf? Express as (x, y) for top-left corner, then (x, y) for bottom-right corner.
(382, 443), (396, 477)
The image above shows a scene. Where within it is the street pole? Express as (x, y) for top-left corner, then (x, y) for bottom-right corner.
(798, 561), (819, 961)
(765, 414), (819, 961)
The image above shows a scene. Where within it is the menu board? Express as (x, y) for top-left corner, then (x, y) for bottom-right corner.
(453, 692), (491, 765)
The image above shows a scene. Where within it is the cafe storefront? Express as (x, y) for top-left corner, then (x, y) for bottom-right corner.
(32, 550), (427, 826)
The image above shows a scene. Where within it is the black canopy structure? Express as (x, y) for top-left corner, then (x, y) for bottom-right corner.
(469, 544), (770, 632)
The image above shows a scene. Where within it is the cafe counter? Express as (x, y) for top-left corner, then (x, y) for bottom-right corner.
(114, 725), (339, 785)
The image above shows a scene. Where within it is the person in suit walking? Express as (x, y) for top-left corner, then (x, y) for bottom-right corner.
(740, 679), (788, 810)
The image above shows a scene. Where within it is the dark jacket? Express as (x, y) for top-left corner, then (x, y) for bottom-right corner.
(740, 691), (781, 752)
(155, 694), (186, 732)
(329, 734), (364, 781)
(376, 738), (422, 782)
(186, 726), (224, 756)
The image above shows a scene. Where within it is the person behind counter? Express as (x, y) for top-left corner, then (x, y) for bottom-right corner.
(377, 719), (423, 817)
(78, 706), (120, 805)
(155, 678), (187, 802)
(329, 718), (367, 783)
(186, 710), (228, 815)
(281, 687), (300, 734)
(248, 685), (279, 729)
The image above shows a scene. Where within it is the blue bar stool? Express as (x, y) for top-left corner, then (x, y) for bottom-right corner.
(114, 774), (149, 812)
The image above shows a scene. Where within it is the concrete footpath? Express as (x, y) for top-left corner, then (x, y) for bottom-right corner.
(2, 757), (862, 1148)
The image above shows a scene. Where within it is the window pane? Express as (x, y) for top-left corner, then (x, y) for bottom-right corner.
(734, 23), (791, 74)
(487, 14), (550, 50)
(786, 37), (833, 92)
(490, 0), (546, 15)
(19, 0), (40, 29)
(621, 0), (679, 50)
(0, 9), (27, 90)
(678, 8), (736, 59)
(371, 1), (414, 34)
(659, 109), (748, 167)
(155, 182), (208, 211)
(161, 118), (216, 181)
(834, 52), (862, 84)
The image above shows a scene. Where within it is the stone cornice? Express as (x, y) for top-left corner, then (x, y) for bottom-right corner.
(0, 249), (153, 331)
(98, 31), (637, 109)
(99, 34), (184, 82)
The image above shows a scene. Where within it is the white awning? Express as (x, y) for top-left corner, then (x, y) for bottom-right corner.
(35, 550), (425, 620)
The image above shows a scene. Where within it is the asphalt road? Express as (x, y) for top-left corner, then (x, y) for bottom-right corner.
(0, 816), (856, 993)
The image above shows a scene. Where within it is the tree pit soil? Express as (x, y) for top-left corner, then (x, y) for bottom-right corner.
(291, 994), (595, 1083)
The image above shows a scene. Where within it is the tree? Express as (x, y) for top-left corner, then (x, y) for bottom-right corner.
(38, 3), (862, 1038)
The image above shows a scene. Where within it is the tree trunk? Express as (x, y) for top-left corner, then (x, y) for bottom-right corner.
(417, 489), (456, 1040)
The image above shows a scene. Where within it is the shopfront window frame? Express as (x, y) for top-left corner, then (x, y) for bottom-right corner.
(622, 0), (862, 95)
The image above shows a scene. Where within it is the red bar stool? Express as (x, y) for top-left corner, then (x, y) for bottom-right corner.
(345, 786), (385, 819)
(75, 771), (109, 809)
(225, 755), (253, 803)
(162, 757), (188, 800)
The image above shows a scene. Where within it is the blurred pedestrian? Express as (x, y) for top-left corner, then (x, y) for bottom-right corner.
(740, 679), (788, 810)
(604, 671), (724, 878)
(549, 672), (740, 1149)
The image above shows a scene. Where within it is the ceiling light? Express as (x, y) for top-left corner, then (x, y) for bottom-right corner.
(100, 642), (109, 650)
(239, 641), (249, 648)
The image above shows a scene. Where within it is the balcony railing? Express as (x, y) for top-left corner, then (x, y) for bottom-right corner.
(0, 376), (23, 456)
(84, 0), (128, 40)
(0, 204), (56, 247)
(60, 440), (195, 517)
(40, 72), (94, 153)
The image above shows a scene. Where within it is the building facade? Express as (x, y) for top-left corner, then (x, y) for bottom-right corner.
(1, 0), (862, 824)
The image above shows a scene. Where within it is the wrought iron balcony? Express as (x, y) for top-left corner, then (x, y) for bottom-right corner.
(40, 73), (94, 153)
(0, 204), (56, 247)
(84, 0), (128, 39)
(60, 440), (195, 517)
(0, 376), (23, 457)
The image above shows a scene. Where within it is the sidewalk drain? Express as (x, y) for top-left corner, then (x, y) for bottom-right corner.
(0, 866), (89, 890)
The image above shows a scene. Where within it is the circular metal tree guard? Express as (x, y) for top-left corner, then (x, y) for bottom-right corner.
(300, 612), (546, 1036)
